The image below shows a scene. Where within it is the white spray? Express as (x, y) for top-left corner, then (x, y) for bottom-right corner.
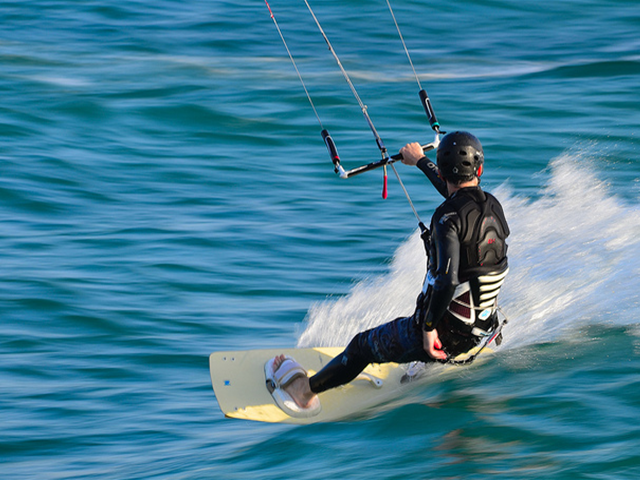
(298, 152), (640, 349)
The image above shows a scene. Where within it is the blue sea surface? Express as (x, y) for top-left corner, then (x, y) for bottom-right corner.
(2, 1), (640, 479)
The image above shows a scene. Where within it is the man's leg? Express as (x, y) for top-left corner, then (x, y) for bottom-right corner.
(275, 315), (430, 408)
(310, 315), (431, 394)
(270, 335), (371, 409)
(308, 338), (370, 394)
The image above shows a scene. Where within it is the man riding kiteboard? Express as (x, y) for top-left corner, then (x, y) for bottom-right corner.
(266, 131), (510, 416)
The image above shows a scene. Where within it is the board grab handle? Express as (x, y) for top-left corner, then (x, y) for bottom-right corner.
(354, 372), (383, 388)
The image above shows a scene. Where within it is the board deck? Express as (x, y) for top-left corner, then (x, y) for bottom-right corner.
(209, 347), (416, 424)
(210, 344), (493, 424)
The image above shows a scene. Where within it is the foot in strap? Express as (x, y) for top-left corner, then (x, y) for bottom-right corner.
(265, 355), (321, 418)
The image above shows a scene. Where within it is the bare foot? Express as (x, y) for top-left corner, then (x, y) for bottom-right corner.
(273, 354), (318, 409)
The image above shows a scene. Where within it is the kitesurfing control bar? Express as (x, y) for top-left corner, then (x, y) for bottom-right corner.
(337, 133), (440, 179)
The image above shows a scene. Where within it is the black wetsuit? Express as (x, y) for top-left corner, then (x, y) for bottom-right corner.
(309, 157), (510, 394)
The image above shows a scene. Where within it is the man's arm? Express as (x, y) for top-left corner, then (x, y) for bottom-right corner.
(417, 157), (448, 198)
(399, 142), (448, 198)
(423, 211), (460, 331)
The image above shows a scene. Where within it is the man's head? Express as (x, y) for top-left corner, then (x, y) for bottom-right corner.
(436, 131), (484, 184)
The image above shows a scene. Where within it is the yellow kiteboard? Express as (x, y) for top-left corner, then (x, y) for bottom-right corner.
(209, 347), (420, 425)
(209, 342), (495, 424)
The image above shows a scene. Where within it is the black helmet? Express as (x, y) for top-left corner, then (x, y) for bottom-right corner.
(436, 131), (484, 182)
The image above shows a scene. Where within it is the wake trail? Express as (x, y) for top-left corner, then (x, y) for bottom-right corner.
(298, 150), (640, 350)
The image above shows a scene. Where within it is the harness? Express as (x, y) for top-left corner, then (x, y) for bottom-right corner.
(431, 188), (510, 337)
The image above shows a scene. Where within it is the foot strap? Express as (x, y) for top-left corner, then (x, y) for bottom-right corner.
(264, 356), (322, 418)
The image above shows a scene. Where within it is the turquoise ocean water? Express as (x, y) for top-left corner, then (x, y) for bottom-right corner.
(2, 1), (640, 478)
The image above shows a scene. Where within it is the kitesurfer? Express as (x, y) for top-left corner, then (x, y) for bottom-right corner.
(268, 132), (510, 412)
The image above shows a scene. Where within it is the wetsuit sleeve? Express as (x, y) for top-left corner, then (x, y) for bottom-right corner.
(417, 156), (448, 198)
(423, 213), (460, 331)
